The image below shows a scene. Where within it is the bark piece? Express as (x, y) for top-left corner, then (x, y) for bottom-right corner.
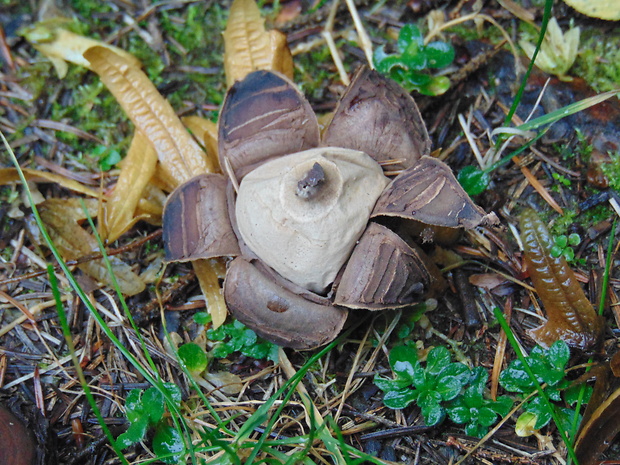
(322, 66), (431, 172)
(334, 223), (443, 310)
(224, 258), (348, 349)
(372, 157), (495, 229)
(218, 70), (319, 180)
(163, 174), (240, 262)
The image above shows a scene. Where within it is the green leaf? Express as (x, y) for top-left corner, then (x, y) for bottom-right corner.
(436, 375), (465, 401)
(418, 76), (451, 96)
(554, 235), (568, 248)
(548, 340), (570, 370)
(153, 424), (184, 464)
(389, 345), (418, 381)
(477, 407), (499, 427)
(550, 244), (564, 258)
(457, 165), (490, 196)
(383, 388), (418, 409)
(397, 24), (423, 52)
(446, 406), (470, 424)
(162, 383), (183, 406)
(142, 387), (165, 423)
(124, 389), (144, 421)
(568, 233), (581, 246)
(177, 343), (208, 373)
(424, 41), (455, 68)
(418, 390), (442, 410)
(116, 415), (149, 449)
(420, 400), (445, 426)
(491, 396), (514, 417)
(465, 422), (488, 438)
(564, 383), (592, 406)
(526, 396), (553, 429)
(426, 346), (451, 375)
(193, 312), (211, 325)
(374, 375), (411, 392)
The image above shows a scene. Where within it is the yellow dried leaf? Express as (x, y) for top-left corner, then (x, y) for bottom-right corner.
(102, 131), (158, 242)
(223, 0), (293, 87)
(562, 0), (620, 20)
(0, 168), (100, 198)
(83, 46), (214, 187)
(36, 199), (145, 296)
(182, 116), (220, 171)
(21, 21), (141, 78)
(193, 258), (227, 329)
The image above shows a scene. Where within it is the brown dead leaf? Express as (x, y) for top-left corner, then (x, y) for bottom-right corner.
(0, 168), (100, 198)
(223, 0), (293, 87)
(469, 273), (507, 291)
(182, 116), (220, 171)
(102, 131), (158, 242)
(35, 199), (145, 296)
(83, 46), (213, 187)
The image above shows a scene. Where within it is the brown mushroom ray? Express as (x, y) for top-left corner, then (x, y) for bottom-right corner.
(218, 70), (320, 180)
(322, 66), (431, 172)
(163, 173), (241, 262)
(335, 223), (445, 310)
(224, 258), (348, 349)
(371, 157), (498, 229)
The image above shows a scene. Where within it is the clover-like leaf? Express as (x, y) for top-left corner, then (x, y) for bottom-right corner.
(153, 424), (184, 464)
(178, 343), (208, 374)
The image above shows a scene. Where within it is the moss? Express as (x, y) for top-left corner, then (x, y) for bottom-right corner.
(573, 28), (620, 93)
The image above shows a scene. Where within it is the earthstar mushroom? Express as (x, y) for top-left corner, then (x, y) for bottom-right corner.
(163, 66), (496, 349)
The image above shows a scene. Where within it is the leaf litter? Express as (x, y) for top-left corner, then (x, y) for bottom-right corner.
(1, 0), (620, 464)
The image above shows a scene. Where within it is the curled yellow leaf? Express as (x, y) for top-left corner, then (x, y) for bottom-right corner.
(102, 131), (158, 243)
(223, 0), (293, 87)
(83, 46), (213, 187)
(182, 116), (220, 171)
(0, 168), (100, 198)
(36, 199), (145, 296)
(22, 21), (141, 78)
(193, 258), (228, 329)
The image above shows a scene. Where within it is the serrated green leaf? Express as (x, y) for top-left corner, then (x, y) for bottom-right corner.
(178, 343), (208, 373)
(153, 424), (184, 464)
(457, 165), (490, 196)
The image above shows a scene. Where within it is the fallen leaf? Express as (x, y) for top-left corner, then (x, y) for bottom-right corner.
(182, 116), (220, 171)
(223, 0), (293, 87)
(0, 168), (100, 198)
(575, 359), (620, 465)
(21, 20), (141, 78)
(102, 131), (158, 242)
(193, 258), (227, 329)
(469, 273), (508, 291)
(203, 371), (244, 395)
(519, 209), (603, 350)
(562, 0), (620, 20)
(34, 199), (145, 296)
(83, 46), (213, 187)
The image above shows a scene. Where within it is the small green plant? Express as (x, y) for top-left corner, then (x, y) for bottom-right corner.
(445, 367), (513, 437)
(375, 346), (514, 436)
(116, 384), (184, 464)
(373, 24), (455, 96)
(499, 340), (591, 434)
(550, 233), (581, 262)
(375, 346), (470, 427)
(199, 314), (280, 362)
